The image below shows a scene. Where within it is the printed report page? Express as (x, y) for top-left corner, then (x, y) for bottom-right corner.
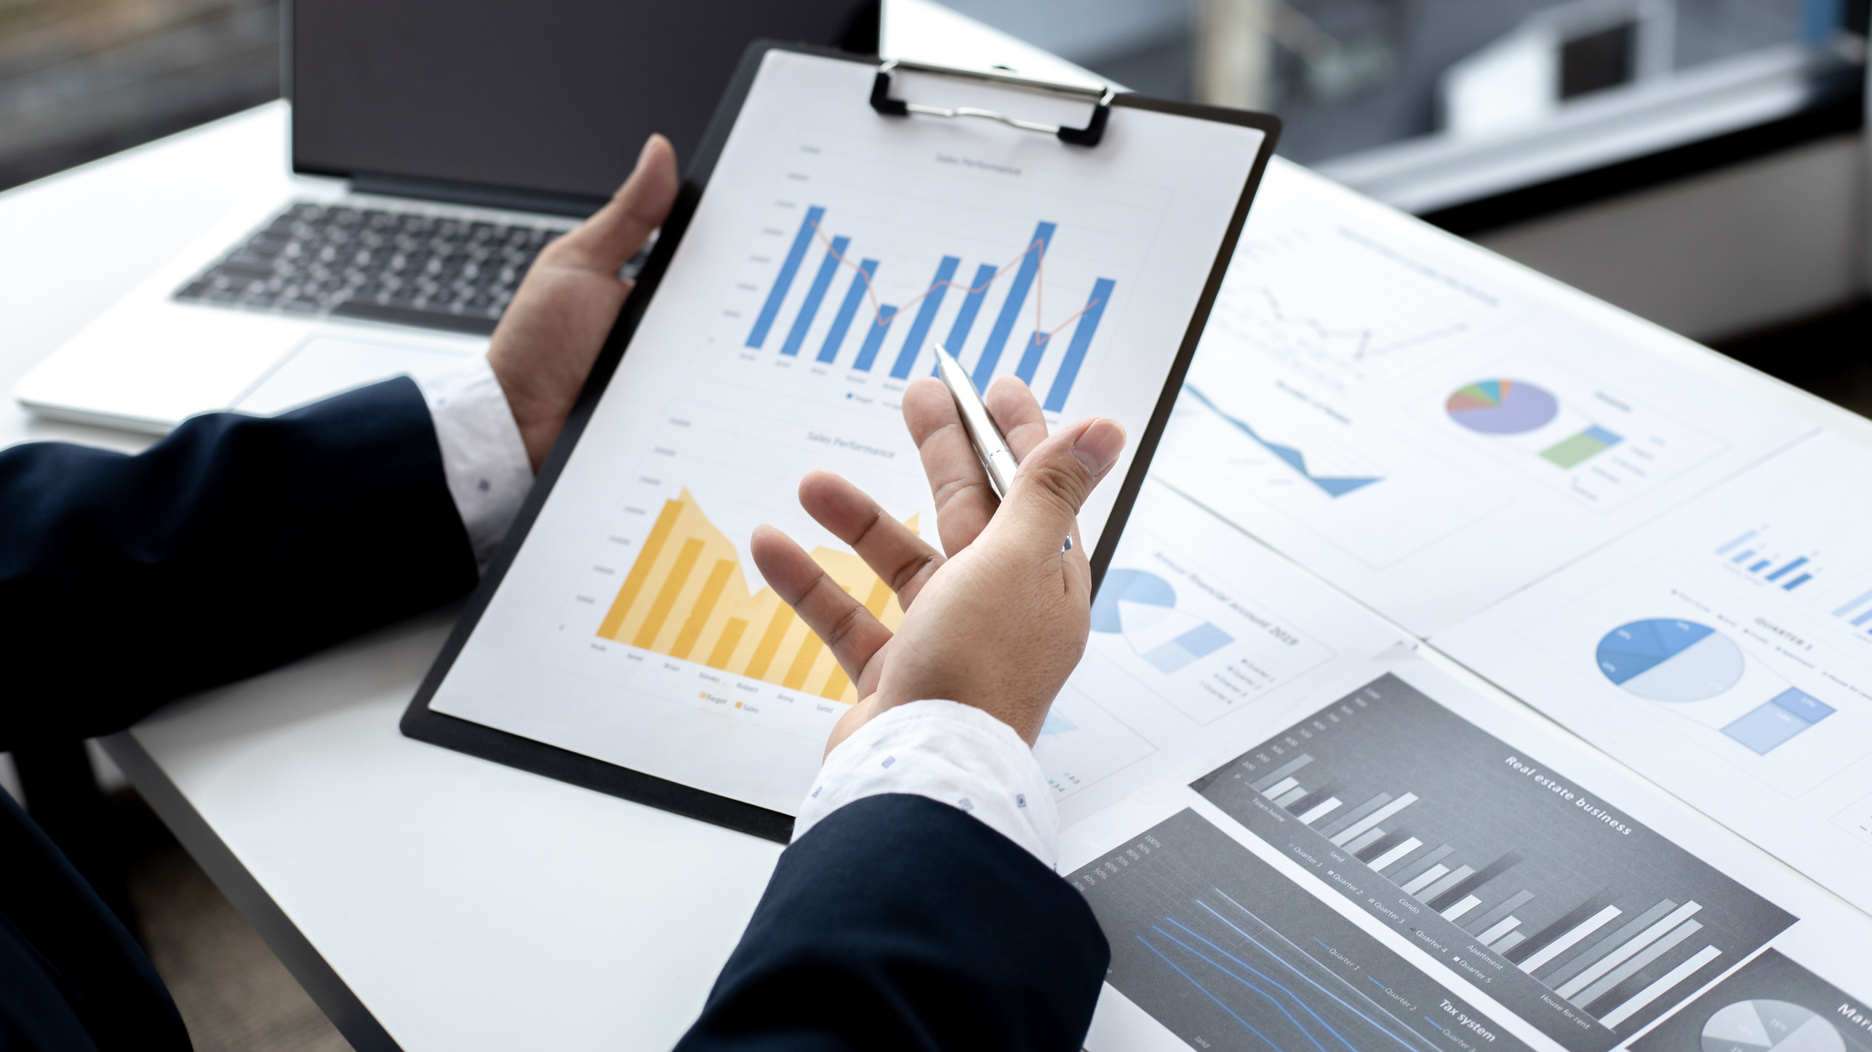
(1057, 649), (1872, 1052)
(1042, 480), (1409, 826)
(1150, 160), (1814, 636)
(428, 49), (1268, 814)
(1434, 430), (1872, 914)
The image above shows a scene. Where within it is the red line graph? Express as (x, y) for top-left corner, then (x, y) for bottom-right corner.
(1254, 288), (1467, 360)
(808, 220), (1102, 349)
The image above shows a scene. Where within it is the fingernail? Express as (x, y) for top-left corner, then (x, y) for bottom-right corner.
(1072, 419), (1125, 477)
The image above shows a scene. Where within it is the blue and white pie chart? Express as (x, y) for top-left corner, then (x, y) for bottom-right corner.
(1093, 568), (1234, 675)
(1597, 618), (1744, 702)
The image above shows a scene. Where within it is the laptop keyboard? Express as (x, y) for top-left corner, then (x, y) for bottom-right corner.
(174, 201), (566, 336)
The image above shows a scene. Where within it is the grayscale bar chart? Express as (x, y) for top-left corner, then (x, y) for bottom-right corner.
(1191, 673), (1796, 1052)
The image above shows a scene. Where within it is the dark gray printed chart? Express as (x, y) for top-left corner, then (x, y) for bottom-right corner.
(1631, 951), (1872, 1052)
(1191, 673), (1795, 1052)
(1069, 809), (1532, 1052)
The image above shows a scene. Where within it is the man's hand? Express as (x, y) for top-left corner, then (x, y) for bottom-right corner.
(750, 376), (1126, 753)
(488, 135), (680, 470)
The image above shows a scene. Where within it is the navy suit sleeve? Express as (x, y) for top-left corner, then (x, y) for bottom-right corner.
(0, 788), (188, 1052)
(0, 376), (479, 748)
(678, 794), (1111, 1052)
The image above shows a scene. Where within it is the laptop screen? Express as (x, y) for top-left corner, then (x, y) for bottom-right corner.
(290, 0), (874, 213)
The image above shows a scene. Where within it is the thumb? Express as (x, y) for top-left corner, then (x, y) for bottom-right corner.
(996, 417), (1126, 556)
(554, 134), (679, 274)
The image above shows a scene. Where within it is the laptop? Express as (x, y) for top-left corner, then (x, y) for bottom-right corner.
(16, 0), (875, 433)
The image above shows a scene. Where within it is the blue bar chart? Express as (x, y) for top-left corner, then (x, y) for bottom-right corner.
(741, 206), (1116, 410)
(746, 206), (825, 349)
(1714, 527), (1820, 592)
(1834, 586), (1872, 632)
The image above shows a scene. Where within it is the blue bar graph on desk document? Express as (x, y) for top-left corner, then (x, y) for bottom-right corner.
(817, 259), (876, 364)
(1766, 556), (1808, 582)
(747, 207), (825, 348)
(891, 256), (959, 378)
(1043, 278), (1115, 412)
(1715, 530), (1758, 555)
(1835, 588), (1872, 620)
(973, 222), (1057, 391)
(780, 236), (849, 357)
(854, 307), (899, 372)
(945, 264), (997, 352)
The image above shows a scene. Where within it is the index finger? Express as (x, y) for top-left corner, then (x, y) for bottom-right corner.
(984, 375), (1049, 462)
(904, 377), (996, 557)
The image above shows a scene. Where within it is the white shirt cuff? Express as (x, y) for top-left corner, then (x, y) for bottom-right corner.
(793, 700), (1059, 868)
(413, 359), (534, 569)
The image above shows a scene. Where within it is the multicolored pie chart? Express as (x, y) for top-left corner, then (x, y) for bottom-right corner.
(1447, 379), (1560, 435)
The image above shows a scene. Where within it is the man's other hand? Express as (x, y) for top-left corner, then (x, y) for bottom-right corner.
(488, 135), (679, 470)
(751, 376), (1125, 753)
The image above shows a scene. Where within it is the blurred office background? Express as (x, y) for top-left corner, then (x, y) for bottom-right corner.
(943, 0), (1870, 377)
(2, 0), (1865, 351)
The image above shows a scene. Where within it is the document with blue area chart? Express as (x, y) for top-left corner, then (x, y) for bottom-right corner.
(1435, 431), (1872, 915)
(1148, 161), (1813, 635)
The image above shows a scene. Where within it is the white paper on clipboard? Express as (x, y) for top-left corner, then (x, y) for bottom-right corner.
(427, 48), (1269, 816)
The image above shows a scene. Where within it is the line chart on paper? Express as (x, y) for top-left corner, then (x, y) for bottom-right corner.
(1204, 220), (1499, 394)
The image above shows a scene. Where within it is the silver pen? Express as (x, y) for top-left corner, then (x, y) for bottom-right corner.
(932, 343), (1020, 499)
(931, 345), (1077, 552)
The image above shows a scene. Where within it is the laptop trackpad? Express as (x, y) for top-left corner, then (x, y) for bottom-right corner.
(234, 335), (473, 416)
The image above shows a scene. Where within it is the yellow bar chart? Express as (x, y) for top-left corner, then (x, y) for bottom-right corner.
(596, 489), (908, 703)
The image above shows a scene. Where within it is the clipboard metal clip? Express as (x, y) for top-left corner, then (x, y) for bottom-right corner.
(870, 59), (1116, 147)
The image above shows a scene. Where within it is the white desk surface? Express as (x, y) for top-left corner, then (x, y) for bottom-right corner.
(6, 50), (1871, 1052)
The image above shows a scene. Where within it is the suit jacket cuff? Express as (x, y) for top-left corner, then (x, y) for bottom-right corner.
(794, 699), (1058, 868)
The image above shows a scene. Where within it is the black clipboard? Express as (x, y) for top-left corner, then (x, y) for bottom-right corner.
(402, 41), (1281, 843)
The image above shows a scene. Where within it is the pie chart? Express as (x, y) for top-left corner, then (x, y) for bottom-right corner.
(1597, 618), (1745, 702)
(1093, 568), (1178, 634)
(1701, 1000), (1845, 1052)
(1447, 379), (1560, 434)
(1093, 568), (1234, 675)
